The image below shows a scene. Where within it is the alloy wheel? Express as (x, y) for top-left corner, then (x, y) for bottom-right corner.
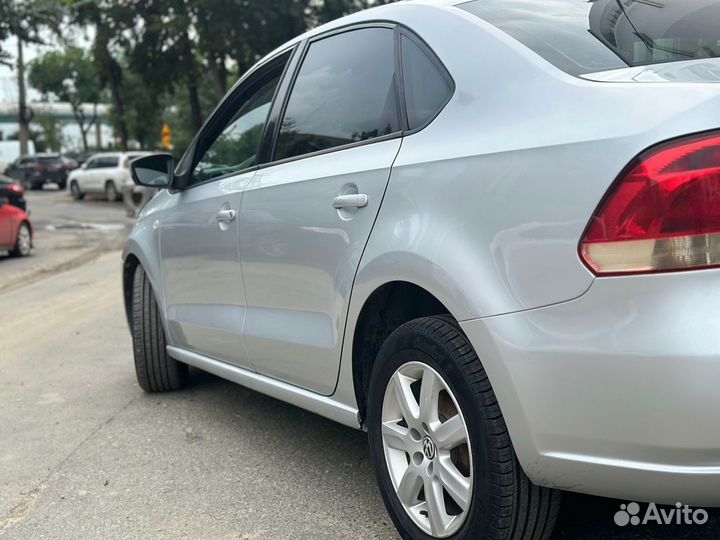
(381, 361), (473, 538)
(16, 224), (31, 256)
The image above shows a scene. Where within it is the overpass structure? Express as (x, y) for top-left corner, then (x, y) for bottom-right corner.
(0, 101), (111, 122)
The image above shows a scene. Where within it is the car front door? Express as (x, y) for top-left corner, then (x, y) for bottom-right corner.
(158, 51), (292, 369)
(239, 26), (403, 394)
(77, 158), (99, 192)
(0, 199), (11, 247)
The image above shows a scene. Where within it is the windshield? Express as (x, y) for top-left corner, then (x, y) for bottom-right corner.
(460, 0), (720, 76)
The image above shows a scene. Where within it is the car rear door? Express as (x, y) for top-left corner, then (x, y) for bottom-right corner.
(158, 51), (292, 369)
(238, 25), (404, 395)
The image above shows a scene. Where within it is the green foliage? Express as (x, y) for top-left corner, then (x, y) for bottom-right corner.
(29, 46), (105, 150)
(33, 114), (65, 152)
(29, 47), (102, 105)
(23, 0), (397, 154)
(0, 0), (62, 65)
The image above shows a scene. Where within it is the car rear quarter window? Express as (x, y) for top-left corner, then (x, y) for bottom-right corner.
(401, 34), (453, 130)
(274, 27), (400, 161)
(460, 0), (720, 76)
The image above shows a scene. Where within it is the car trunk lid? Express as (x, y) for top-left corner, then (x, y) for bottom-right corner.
(582, 58), (720, 84)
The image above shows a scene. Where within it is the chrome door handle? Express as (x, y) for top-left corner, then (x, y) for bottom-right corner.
(333, 194), (368, 209)
(216, 209), (237, 222)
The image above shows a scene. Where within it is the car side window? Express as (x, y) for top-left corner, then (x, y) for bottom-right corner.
(400, 34), (453, 131)
(274, 27), (400, 161)
(191, 60), (286, 186)
(84, 159), (98, 170)
(101, 157), (119, 168)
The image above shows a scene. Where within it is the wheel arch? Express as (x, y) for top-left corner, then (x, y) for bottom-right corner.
(122, 240), (165, 333)
(351, 280), (451, 424)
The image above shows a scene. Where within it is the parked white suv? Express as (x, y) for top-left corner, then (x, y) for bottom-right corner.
(68, 152), (150, 202)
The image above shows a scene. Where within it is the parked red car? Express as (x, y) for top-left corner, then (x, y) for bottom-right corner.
(0, 195), (32, 257)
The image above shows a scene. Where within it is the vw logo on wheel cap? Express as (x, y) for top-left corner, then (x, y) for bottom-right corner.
(422, 436), (436, 460)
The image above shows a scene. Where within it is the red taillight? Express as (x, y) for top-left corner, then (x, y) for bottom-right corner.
(8, 183), (24, 195)
(580, 132), (720, 275)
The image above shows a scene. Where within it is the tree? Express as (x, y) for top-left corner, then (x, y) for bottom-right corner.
(33, 114), (65, 152)
(0, 0), (62, 153)
(66, 0), (137, 150)
(29, 47), (104, 151)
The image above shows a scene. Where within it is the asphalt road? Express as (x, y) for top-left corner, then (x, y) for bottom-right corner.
(0, 189), (717, 539)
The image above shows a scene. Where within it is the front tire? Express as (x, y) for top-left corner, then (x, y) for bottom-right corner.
(9, 222), (31, 257)
(132, 265), (188, 392)
(367, 316), (560, 540)
(70, 181), (85, 200)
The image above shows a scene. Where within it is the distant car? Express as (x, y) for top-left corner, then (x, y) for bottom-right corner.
(3, 153), (75, 191)
(68, 152), (151, 202)
(0, 175), (27, 211)
(0, 194), (32, 257)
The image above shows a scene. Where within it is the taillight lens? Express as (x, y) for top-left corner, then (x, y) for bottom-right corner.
(580, 132), (720, 275)
(8, 183), (24, 195)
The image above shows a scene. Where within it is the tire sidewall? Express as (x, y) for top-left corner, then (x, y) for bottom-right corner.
(106, 181), (117, 201)
(367, 323), (498, 540)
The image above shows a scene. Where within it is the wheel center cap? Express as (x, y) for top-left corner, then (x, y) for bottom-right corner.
(421, 436), (436, 460)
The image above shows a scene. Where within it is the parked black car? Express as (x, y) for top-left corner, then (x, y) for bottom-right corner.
(0, 175), (27, 211)
(3, 154), (77, 190)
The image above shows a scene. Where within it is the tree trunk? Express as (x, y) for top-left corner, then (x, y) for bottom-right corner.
(209, 54), (228, 100)
(188, 81), (203, 133)
(105, 57), (128, 150)
(93, 21), (128, 150)
(16, 39), (30, 155)
(73, 107), (89, 152)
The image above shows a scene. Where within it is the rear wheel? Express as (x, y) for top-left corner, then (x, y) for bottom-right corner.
(70, 181), (84, 200)
(132, 265), (188, 392)
(105, 180), (120, 202)
(9, 222), (31, 257)
(367, 316), (560, 540)
(30, 181), (43, 191)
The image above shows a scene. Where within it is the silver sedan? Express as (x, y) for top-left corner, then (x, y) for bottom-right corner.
(123, 0), (720, 538)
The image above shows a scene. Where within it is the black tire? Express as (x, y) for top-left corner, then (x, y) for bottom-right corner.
(367, 316), (560, 540)
(30, 181), (44, 191)
(57, 180), (67, 191)
(70, 181), (84, 200)
(105, 180), (120, 202)
(9, 222), (31, 257)
(132, 265), (188, 392)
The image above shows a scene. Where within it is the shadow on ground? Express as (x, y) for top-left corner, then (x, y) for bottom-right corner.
(184, 369), (717, 540)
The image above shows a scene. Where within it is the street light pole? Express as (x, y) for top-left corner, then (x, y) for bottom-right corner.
(17, 37), (30, 155)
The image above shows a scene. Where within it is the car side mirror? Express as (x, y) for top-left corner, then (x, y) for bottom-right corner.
(130, 154), (175, 188)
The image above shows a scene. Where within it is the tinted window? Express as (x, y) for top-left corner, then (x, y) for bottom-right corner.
(461, 0), (720, 76)
(401, 35), (453, 130)
(37, 156), (62, 164)
(275, 28), (399, 161)
(98, 157), (119, 168)
(192, 68), (283, 184)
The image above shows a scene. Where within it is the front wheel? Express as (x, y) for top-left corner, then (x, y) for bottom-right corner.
(9, 222), (31, 257)
(131, 265), (188, 392)
(367, 316), (560, 540)
(70, 181), (84, 200)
